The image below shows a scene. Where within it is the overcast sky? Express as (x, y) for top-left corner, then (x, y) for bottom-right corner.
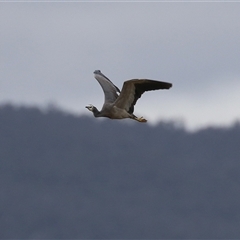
(1, 2), (240, 130)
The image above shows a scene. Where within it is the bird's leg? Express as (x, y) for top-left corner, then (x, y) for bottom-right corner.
(134, 116), (147, 122)
(137, 116), (147, 122)
(130, 114), (147, 122)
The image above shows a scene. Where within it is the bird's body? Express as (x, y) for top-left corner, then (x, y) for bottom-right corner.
(86, 70), (172, 122)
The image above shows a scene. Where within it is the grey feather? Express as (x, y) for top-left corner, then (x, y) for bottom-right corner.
(86, 70), (172, 123)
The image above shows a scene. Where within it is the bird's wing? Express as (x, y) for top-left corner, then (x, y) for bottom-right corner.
(114, 79), (172, 114)
(94, 70), (120, 104)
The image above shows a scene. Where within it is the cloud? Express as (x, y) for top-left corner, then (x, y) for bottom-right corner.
(0, 2), (240, 129)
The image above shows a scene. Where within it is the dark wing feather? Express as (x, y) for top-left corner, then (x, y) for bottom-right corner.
(114, 79), (172, 113)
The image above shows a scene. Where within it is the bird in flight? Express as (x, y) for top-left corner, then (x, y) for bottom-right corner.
(86, 70), (172, 122)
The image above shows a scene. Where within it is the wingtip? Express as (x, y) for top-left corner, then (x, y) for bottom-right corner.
(93, 70), (101, 74)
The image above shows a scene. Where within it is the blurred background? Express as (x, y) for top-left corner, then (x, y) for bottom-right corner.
(1, 1), (240, 130)
(1, 1), (240, 238)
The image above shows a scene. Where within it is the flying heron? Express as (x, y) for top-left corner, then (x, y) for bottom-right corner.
(86, 70), (172, 122)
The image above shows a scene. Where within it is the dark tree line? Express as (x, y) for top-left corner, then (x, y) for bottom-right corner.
(0, 104), (240, 238)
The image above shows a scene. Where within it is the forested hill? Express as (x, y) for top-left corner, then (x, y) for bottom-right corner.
(1, 104), (240, 238)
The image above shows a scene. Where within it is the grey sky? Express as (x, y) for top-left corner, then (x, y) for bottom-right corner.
(1, 2), (240, 130)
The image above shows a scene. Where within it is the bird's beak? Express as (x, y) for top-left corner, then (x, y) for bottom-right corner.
(85, 105), (92, 110)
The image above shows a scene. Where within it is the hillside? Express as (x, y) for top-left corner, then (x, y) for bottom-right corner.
(0, 104), (240, 238)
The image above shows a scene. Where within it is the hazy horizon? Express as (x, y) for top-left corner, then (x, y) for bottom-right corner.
(1, 2), (240, 130)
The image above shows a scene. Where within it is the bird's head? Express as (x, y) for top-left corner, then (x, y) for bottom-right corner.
(85, 104), (95, 112)
(85, 104), (100, 117)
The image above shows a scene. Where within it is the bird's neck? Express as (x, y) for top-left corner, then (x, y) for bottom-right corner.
(92, 107), (101, 117)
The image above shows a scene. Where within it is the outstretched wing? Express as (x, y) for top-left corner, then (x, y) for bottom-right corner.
(114, 79), (172, 114)
(94, 70), (120, 104)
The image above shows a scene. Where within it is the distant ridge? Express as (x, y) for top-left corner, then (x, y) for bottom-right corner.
(0, 104), (240, 238)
